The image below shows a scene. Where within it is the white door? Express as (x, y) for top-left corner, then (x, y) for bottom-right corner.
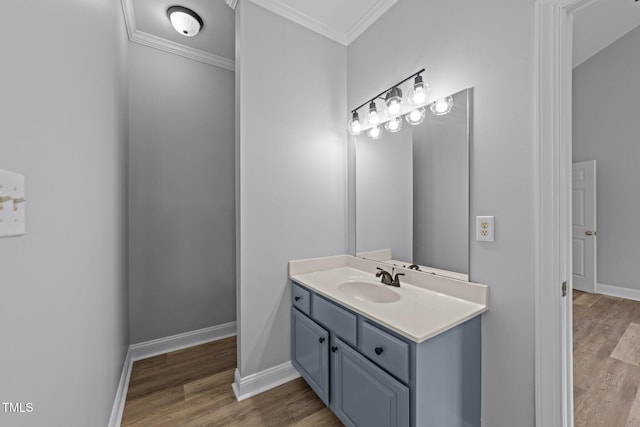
(572, 160), (597, 293)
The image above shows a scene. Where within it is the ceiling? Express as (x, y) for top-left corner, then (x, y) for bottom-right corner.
(124, 0), (640, 71)
(122, 0), (397, 70)
(573, 0), (640, 68)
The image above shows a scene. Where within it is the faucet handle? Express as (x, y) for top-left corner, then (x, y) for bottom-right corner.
(391, 272), (405, 287)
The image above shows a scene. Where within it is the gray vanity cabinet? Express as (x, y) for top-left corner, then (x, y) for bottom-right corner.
(291, 307), (330, 405)
(332, 337), (409, 427)
(290, 281), (481, 427)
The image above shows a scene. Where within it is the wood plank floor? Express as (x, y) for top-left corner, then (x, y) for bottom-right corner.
(573, 290), (640, 427)
(121, 337), (343, 426)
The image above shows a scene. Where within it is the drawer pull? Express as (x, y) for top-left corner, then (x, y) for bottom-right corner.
(331, 346), (338, 353)
(319, 337), (325, 343)
(375, 346), (384, 355)
(294, 296), (302, 301)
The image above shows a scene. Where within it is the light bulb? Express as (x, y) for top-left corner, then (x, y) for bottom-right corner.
(385, 87), (403, 116)
(368, 101), (380, 125)
(384, 116), (403, 133)
(405, 107), (426, 125)
(348, 112), (363, 135)
(430, 96), (454, 116)
(368, 125), (382, 139)
(408, 75), (430, 105)
(167, 6), (203, 37)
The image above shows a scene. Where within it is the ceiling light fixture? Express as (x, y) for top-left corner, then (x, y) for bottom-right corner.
(430, 97), (454, 116)
(347, 68), (427, 139)
(167, 6), (203, 37)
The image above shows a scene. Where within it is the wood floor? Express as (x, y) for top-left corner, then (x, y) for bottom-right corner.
(573, 290), (640, 427)
(121, 337), (343, 426)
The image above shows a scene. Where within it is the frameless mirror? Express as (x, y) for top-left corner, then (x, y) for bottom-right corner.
(355, 88), (470, 280)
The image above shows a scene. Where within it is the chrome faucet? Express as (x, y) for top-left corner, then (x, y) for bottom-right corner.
(376, 267), (404, 287)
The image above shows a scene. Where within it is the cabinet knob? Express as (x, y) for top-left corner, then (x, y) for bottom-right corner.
(331, 346), (338, 353)
(294, 296), (301, 301)
(318, 337), (325, 343)
(374, 347), (384, 355)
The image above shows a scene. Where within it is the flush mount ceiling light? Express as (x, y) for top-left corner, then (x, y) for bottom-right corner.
(430, 96), (454, 116)
(167, 6), (203, 37)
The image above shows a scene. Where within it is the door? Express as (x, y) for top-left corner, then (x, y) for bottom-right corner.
(572, 160), (596, 292)
(331, 337), (409, 427)
(291, 308), (330, 405)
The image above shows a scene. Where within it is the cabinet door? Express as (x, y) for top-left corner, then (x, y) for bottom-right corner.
(291, 308), (329, 405)
(332, 337), (409, 427)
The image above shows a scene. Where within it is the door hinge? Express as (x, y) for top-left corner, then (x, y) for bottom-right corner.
(562, 281), (567, 297)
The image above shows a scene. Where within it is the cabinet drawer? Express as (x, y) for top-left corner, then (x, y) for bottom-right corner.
(312, 295), (357, 346)
(292, 283), (311, 315)
(361, 322), (410, 383)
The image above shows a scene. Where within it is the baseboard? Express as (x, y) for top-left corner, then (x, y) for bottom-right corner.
(231, 362), (300, 401)
(130, 321), (237, 361)
(108, 322), (237, 426)
(597, 283), (640, 302)
(107, 348), (133, 427)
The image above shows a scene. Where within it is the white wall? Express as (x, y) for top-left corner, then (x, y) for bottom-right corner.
(128, 43), (236, 343)
(348, 1), (536, 425)
(0, 0), (129, 425)
(236, 1), (347, 376)
(573, 25), (640, 292)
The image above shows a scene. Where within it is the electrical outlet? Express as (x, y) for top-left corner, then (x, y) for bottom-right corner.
(0, 168), (26, 238)
(476, 216), (494, 242)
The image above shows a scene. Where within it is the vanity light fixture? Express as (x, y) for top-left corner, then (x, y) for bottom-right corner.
(167, 6), (203, 37)
(367, 101), (380, 125)
(368, 125), (383, 139)
(347, 68), (427, 140)
(348, 111), (363, 135)
(384, 116), (403, 133)
(430, 96), (454, 116)
(406, 107), (426, 125)
(408, 75), (430, 105)
(385, 87), (403, 116)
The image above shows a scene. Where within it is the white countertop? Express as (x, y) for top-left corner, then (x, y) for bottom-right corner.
(289, 256), (488, 343)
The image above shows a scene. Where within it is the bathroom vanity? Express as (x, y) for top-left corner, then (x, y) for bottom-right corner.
(289, 255), (488, 427)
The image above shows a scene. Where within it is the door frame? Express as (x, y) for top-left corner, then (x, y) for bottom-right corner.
(534, 0), (595, 426)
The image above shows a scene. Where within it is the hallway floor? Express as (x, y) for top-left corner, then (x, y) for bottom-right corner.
(573, 290), (640, 426)
(121, 337), (342, 426)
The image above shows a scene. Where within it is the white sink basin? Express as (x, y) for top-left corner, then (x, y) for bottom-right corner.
(338, 281), (400, 303)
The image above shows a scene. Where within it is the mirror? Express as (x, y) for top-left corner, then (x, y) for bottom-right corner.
(355, 88), (470, 280)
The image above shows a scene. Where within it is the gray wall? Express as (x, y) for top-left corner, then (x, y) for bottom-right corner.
(236, 1), (347, 377)
(348, 1), (535, 425)
(573, 25), (640, 291)
(0, 0), (129, 425)
(129, 43), (236, 344)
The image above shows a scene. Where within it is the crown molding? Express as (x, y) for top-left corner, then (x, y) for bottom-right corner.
(345, 0), (398, 44)
(248, 0), (348, 45)
(226, 0), (239, 10)
(121, 0), (235, 71)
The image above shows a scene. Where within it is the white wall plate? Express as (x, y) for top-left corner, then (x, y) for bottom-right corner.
(0, 168), (26, 237)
